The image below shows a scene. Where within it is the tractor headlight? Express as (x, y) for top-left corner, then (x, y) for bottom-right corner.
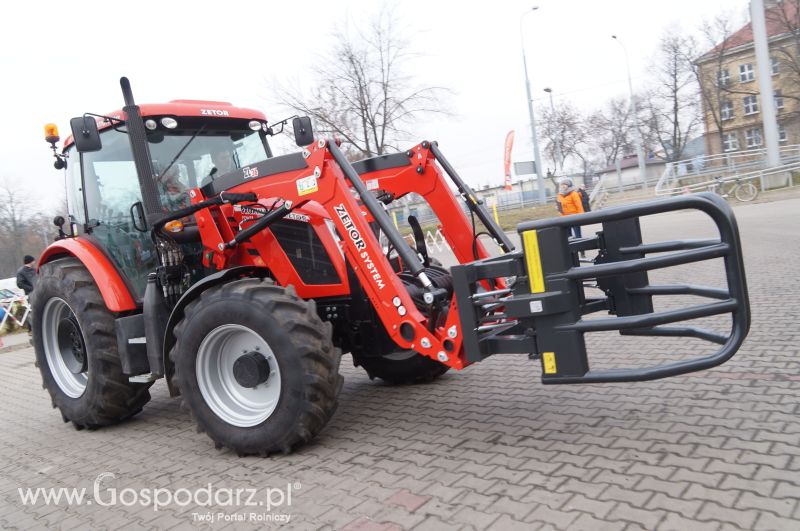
(249, 120), (262, 131)
(144, 119), (157, 130)
(161, 117), (178, 129)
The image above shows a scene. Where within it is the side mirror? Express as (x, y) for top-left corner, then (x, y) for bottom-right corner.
(292, 116), (314, 147)
(70, 116), (102, 152)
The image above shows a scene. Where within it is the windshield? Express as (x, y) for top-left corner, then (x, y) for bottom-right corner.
(146, 125), (271, 210)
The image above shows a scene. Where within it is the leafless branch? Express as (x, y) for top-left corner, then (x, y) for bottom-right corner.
(274, 5), (451, 158)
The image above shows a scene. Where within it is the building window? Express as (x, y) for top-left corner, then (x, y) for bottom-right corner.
(722, 132), (739, 152)
(721, 100), (734, 120)
(771, 57), (779, 75)
(739, 63), (755, 82)
(718, 68), (730, 87)
(745, 128), (763, 148)
(743, 95), (759, 115)
(774, 90), (784, 110)
(779, 124), (787, 143)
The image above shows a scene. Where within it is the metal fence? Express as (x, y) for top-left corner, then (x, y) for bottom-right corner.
(656, 144), (800, 195)
(656, 160), (800, 197)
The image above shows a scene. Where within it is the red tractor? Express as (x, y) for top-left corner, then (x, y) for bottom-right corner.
(35, 78), (750, 455)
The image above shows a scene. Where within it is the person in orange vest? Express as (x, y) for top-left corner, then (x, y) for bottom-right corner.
(556, 178), (584, 239)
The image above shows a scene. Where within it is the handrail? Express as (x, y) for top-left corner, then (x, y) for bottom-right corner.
(655, 143), (800, 195)
(656, 160), (800, 196)
(670, 143), (800, 172)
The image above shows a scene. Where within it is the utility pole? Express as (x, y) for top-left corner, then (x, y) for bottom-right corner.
(521, 7), (548, 204)
(751, 0), (780, 168)
(612, 35), (648, 190)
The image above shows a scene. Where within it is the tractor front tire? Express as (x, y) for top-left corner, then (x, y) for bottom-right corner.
(354, 350), (450, 385)
(171, 279), (342, 456)
(32, 258), (152, 429)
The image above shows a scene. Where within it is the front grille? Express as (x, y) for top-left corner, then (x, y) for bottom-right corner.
(269, 220), (340, 285)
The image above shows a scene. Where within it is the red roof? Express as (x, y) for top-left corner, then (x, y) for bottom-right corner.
(102, 100), (267, 125)
(63, 100), (267, 148)
(702, 1), (799, 59)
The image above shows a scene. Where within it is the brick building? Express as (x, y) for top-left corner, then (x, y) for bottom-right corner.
(695, 0), (800, 157)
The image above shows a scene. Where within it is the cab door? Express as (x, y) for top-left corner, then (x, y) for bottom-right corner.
(79, 128), (158, 300)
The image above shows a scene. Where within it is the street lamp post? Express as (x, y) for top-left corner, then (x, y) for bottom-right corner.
(751, 0), (780, 169)
(543, 87), (564, 174)
(521, 7), (547, 204)
(612, 35), (648, 190)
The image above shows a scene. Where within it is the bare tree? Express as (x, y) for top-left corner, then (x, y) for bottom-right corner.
(766, 0), (800, 108)
(275, 6), (449, 159)
(691, 14), (755, 155)
(540, 100), (590, 175)
(0, 180), (55, 277)
(642, 32), (702, 162)
(586, 97), (637, 167)
(0, 181), (31, 274)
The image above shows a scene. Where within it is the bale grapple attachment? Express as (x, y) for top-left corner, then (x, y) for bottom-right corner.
(451, 192), (750, 383)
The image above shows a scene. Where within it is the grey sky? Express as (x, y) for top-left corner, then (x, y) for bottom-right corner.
(0, 0), (748, 207)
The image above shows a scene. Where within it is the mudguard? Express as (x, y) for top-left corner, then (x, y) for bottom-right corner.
(39, 238), (137, 312)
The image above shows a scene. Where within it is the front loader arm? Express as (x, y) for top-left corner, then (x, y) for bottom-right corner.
(321, 143), (464, 368)
(352, 141), (514, 264)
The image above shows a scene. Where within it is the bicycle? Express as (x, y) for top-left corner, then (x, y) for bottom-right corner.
(708, 176), (759, 202)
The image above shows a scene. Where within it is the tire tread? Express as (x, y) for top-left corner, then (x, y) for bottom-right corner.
(33, 258), (151, 429)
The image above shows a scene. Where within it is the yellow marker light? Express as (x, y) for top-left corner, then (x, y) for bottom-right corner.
(44, 123), (60, 144)
(522, 230), (545, 293)
(164, 220), (184, 233)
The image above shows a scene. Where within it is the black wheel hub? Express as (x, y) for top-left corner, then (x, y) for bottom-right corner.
(232, 352), (270, 388)
(57, 316), (87, 374)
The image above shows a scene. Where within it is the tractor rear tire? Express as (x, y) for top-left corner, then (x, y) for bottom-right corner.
(171, 278), (342, 456)
(355, 350), (449, 385)
(32, 258), (152, 429)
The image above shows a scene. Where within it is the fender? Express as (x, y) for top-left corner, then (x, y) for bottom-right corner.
(39, 239), (137, 312)
(161, 266), (270, 395)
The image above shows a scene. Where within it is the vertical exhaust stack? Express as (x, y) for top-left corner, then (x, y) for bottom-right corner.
(119, 77), (162, 221)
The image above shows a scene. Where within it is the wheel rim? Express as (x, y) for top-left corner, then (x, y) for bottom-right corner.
(736, 182), (758, 202)
(42, 298), (88, 398)
(196, 324), (281, 428)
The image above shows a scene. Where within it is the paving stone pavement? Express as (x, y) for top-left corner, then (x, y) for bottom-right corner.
(0, 198), (797, 530)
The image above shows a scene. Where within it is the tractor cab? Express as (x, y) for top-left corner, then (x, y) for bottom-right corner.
(47, 101), (274, 299)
